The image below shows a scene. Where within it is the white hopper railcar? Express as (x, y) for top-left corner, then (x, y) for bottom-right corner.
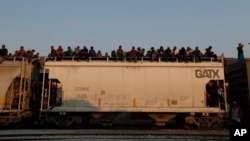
(39, 57), (228, 129)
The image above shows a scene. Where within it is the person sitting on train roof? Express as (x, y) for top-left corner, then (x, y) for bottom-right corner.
(164, 46), (172, 61)
(136, 47), (145, 57)
(186, 47), (194, 61)
(105, 52), (110, 58)
(172, 46), (179, 59)
(73, 46), (80, 57)
(129, 46), (137, 62)
(0, 44), (8, 63)
(25, 49), (35, 62)
(97, 50), (102, 57)
(89, 46), (97, 57)
(25, 49), (35, 56)
(56, 45), (64, 60)
(111, 50), (116, 58)
(193, 46), (203, 62)
(157, 46), (164, 58)
(78, 45), (89, 61)
(13, 50), (19, 57)
(178, 47), (186, 62)
(204, 46), (218, 60)
(0, 44), (8, 57)
(145, 50), (151, 57)
(48, 46), (57, 58)
(17, 46), (26, 57)
(150, 47), (157, 61)
(65, 46), (74, 56)
(116, 45), (124, 61)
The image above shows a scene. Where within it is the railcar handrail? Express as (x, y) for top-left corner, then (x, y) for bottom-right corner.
(45, 55), (223, 63)
(1, 56), (223, 63)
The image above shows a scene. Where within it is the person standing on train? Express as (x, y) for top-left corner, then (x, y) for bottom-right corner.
(237, 43), (245, 61)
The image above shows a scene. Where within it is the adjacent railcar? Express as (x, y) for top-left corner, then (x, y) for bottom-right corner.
(227, 58), (250, 126)
(0, 58), (33, 127)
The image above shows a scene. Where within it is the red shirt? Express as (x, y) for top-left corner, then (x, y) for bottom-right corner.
(130, 49), (137, 57)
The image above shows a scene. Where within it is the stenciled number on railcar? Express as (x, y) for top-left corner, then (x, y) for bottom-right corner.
(76, 94), (87, 99)
(75, 87), (89, 100)
(76, 87), (89, 91)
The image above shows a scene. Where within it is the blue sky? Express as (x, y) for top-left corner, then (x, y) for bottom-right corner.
(1, 0), (249, 58)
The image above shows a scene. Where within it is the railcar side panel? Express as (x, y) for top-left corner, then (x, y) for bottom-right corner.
(44, 62), (225, 113)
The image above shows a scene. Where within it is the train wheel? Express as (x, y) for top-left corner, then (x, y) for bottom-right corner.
(71, 115), (89, 129)
(9, 118), (24, 129)
(82, 115), (89, 127)
(177, 115), (194, 129)
(211, 116), (223, 129)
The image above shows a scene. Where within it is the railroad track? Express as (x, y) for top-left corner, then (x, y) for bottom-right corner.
(0, 129), (229, 141)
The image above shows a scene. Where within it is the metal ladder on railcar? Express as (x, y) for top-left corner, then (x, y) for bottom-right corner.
(39, 57), (48, 121)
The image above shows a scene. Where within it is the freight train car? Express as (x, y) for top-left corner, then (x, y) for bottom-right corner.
(227, 58), (250, 126)
(0, 56), (228, 129)
(0, 58), (33, 127)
